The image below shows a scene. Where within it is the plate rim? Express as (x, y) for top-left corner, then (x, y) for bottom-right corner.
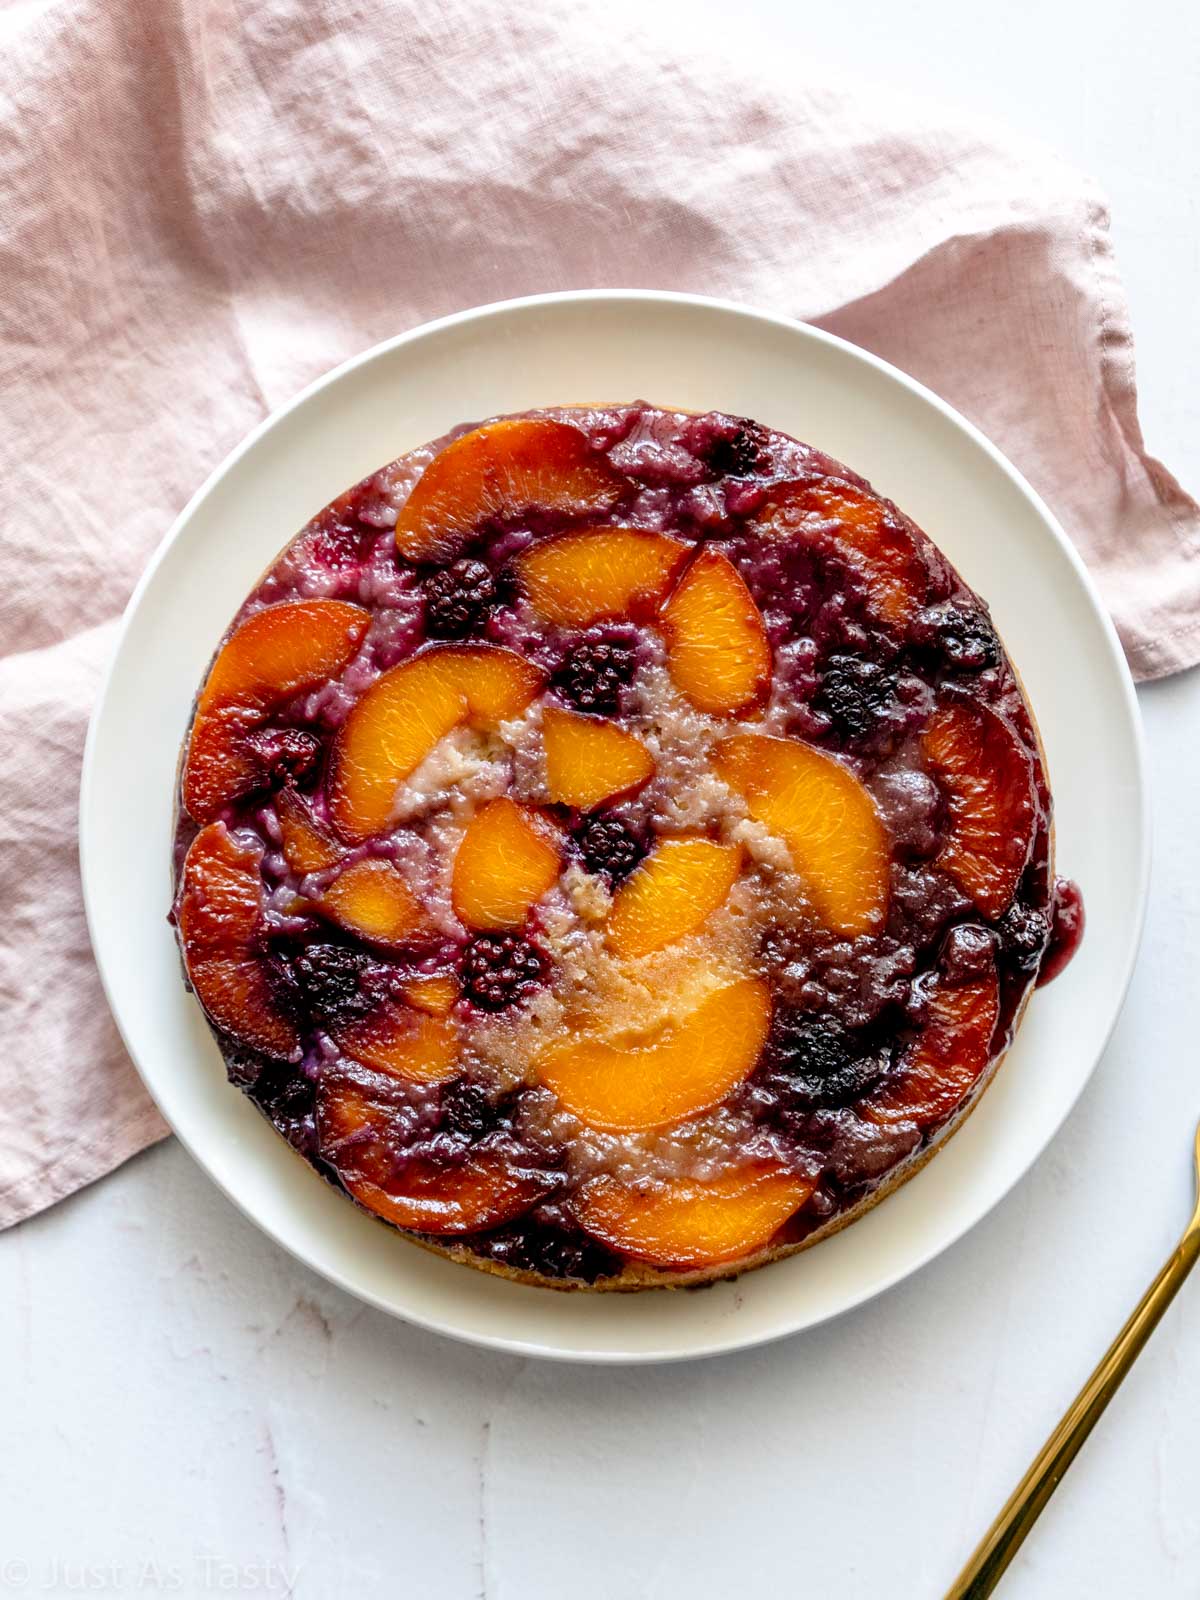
(79, 288), (1150, 1363)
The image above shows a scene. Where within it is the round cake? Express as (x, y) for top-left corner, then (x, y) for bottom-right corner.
(172, 405), (1083, 1290)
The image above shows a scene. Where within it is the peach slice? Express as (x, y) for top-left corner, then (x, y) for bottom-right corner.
(452, 798), (561, 930)
(319, 1075), (550, 1234)
(334, 1003), (458, 1085)
(863, 968), (1001, 1127)
(177, 823), (299, 1058)
(537, 976), (769, 1133)
(275, 787), (342, 875)
(756, 482), (928, 628)
(394, 418), (624, 563)
(318, 857), (425, 947)
(606, 836), (743, 958)
(659, 548), (771, 716)
(517, 527), (689, 626)
(402, 973), (460, 1017)
(574, 1163), (814, 1269)
(183, 599), (369, 822)
(542, 706), (655, 810)
(923, 702), (1036, 919)
(716, 733), (888, 937)
(329, 645), (543, 841)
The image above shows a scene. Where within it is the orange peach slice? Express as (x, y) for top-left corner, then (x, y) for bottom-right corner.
(537, 977), (769, 1133)
(863, 969), (1001, 1127)
(177, 823), (299, 1058)
(319, 1076), (550, 1234)
(716, 733), (888, 937)
(394, 418), (624, 563)
(542, 706), (655, 810)
(275, 787), (343, 875)
(756, 482), (928, 628)
(659, 548), (771, 716)
(402, 973), (460, 1017)
(452, 798), (561, 930)
(329, 645), (543, 841)
(606, 836), (743, 958)
(183, 599), (369, 822)
(923, 702), (1036, 919)
(318, 857), (425, 947)
(334, 1003), (458, 1085)
(574, 1163), (814, 1269)
(517, 527), (688, 626)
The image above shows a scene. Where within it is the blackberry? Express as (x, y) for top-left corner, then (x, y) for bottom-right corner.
(704, 422), (765, 478)
(249, 1059), (315, 1121)
(440, 1080), (508, 1141)
(283, 942), (380, 1027)
(772, 1014), (887, 1109)
(242, 727), (322, 789)
(480, 1219), (620, 1283)
(554, 635), (635, 714)
(424, 559), (498, 638)
(459, 932), (547, 1011)
(913, 603), (999, 671)
(814, 654), (897, 741)
(687, 413), (769, 478)
(998, 902), (1050, 972)
(574, 814), (642, 882)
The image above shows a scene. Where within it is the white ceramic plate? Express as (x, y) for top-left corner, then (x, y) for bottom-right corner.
(81, 291), (1147, 1363)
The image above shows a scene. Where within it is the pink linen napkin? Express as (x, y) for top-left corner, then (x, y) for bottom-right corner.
(2, 0), (1197, 1229)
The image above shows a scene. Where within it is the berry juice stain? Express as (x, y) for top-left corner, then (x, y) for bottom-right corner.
(1037, 878), (1085, 986)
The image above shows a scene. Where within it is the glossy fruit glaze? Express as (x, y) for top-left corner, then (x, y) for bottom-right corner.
(172, 405), (1083, 1288)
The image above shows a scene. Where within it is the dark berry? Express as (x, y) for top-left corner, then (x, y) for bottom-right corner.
(772, 1014), (887, 1108)
(554, 636), (636, 714)
(574, 814), (643, 882)
(814, 654), (897, 741)
(479, 1219), (620, 1282)
(998, 902), (1050, 972)
(424, 559), (498, 638)
(706, 425), (764, 477)
(439, 1080), (508, 1140)
(279, 942), (383, 1027)
(242, 727), (322, 789)
(261, 950), (306, 1025)
(688, 413), (768, 478)
(250, 1059), (315, 1120)
(459, 932), (547, 1011)
(913, 603), (999, 671)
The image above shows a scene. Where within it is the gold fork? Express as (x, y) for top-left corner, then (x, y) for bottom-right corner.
(945, 1120), (1200, 1599)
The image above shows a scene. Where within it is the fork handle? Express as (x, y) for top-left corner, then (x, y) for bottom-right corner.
(945, 1222), (1200, 1600)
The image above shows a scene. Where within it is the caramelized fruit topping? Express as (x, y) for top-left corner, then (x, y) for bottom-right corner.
(176, 404), (1070, 1288)
(183, 599), (369, 823)
(542, 706), (655, 810)
(451, 798), (561, 931)
(659, 549), (771, 716)
(178, 824), (300, 1058)
(574, 1163), (814, 1270)
(518, 527), (688, 625)
(329, 645), (542, 841)
(537, 978), (770, 1133)
(716, 733), (889, 937)
(394, 418), (623, 562)
(922, 702), (1036, 920)
(606, 836), (743, 958)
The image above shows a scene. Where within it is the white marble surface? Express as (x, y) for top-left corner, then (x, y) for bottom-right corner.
(4, 2), (1200, 1595)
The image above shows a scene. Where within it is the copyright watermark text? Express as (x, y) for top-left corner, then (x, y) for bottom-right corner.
(0, 1559), (300, 1592)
